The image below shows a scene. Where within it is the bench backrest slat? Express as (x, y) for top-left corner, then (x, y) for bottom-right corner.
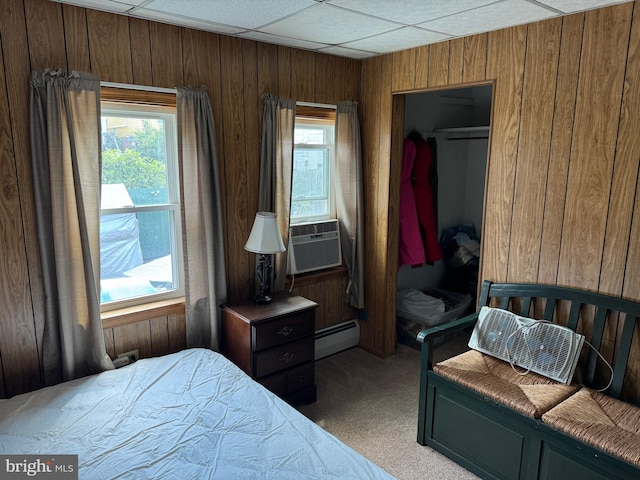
(611, 314), (637, 398)
(478, 280), (640, 403)
(543, 298), (556, 321)
(566, 301), (582, 331)
(521, 297), (532, 317)
(585, 306), (610, 386)
(500, 296), (509, 310)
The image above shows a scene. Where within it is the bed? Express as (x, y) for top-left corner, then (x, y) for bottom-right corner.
(0, 348), (394, 479)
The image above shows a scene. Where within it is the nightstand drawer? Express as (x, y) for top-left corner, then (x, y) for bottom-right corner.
(254, 337), (314, 378)
(259, 373), (285, 395)
(252, 310), (315, 351)
(284, 362), (314, 394)
(259, 363), (314, 397)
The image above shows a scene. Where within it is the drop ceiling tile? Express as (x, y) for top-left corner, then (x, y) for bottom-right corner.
(238, 31), (326, 51)
(140, 0), (316, 29)
(114, 0), (146, 5)
(419, 0), (557, 37)
(535, 0), (631, 13)
(132, 8), (245, 35)
(343, 26), (450, 54)
(260, 2), (400, 44)
(51, 0), (633, 60)
(327, 0), (497, 25)
(319, 45), (377, 59)
(50, 0), (133, 13)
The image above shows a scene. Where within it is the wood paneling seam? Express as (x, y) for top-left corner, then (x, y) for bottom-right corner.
(504, 25), (530, 282)
(599, 2), (639, 295)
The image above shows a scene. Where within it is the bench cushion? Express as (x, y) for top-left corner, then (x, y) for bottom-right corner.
(434, 350), (579, 418)
(542, 388), (640, 467)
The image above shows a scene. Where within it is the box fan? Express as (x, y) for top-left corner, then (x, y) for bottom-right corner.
(468, 306), (585, 384)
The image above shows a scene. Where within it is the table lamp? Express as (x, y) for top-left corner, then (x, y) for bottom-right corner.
(244, 212), (286, 304)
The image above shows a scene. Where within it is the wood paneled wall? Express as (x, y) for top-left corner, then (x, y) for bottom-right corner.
(103, 314), (186, 361)
(0, 0), (359, 397)
(360, 2), (640, 400)
(3, 0), (639, 400)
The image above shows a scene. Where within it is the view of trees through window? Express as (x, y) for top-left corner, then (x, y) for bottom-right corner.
(102, 120), (167, 189)
(100, 106), (182, 307)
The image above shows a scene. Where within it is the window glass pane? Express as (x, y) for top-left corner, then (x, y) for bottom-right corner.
(102, 116), (168, 206)
(291, 148), (329, 218)
(100, 101), (181, 309)
(294, 127), (326, 144)
(100, 210), (176, 304)
(291, 119), (335, 222)
(291, 198), (329, 218)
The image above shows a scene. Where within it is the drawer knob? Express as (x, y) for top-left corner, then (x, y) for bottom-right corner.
(279, 352), (295, 363)
(277, 326), (294, 336)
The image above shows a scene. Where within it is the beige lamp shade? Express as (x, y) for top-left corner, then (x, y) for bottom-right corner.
(244, 212), (286, 254)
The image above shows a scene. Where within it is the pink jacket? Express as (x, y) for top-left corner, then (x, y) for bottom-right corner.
(399, 138), (425, 267)
(412, 136), (442, 263)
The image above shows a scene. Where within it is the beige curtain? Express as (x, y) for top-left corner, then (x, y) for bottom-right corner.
(335, 101), (365, 309)
(258, 94), (295, 292)
(30, 69), (114, 385)
(177, 87), (227, 350)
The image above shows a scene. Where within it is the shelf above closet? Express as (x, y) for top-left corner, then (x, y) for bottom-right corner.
(429, 126), (489, 141)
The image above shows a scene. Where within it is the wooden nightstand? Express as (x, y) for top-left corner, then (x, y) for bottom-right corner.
(221, 293), (318, 404)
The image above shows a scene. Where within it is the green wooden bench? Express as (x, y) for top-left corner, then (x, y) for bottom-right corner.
(417, 280), (640, 480)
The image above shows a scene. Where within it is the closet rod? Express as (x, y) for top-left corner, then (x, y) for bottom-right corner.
(445, 136), (488, 141)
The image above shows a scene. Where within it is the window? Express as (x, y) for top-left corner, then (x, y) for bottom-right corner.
(100, 92), (184, 310)
(291, 105), (336, 223)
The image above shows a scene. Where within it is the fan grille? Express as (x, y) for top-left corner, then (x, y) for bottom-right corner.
(468, 307), (584, 384)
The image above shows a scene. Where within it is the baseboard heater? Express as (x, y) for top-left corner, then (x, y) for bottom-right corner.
(315, 320), (360, 360)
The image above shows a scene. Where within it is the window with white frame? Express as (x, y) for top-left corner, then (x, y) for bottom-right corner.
(291, 105), (336, 223)
(99, 96), (184, 309)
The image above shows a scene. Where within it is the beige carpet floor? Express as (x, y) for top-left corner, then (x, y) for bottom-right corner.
(297, 334), (480, 480)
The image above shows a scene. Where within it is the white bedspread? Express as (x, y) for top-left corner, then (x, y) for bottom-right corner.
(0, 349), (394, 479)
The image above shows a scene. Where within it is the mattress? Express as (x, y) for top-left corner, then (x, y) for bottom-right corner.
(0, 348), (394, 479)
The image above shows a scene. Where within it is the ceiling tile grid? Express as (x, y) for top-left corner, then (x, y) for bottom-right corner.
(417, 0), (559, 38)
(50, 0), (633, 58)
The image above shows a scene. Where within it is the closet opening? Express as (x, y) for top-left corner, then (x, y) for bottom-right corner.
(394, 83), (493, 350)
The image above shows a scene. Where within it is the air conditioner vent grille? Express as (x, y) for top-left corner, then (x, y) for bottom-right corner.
(290, 220), (338, 237)
(316, 221), (338, 233)
(290, 224), (315, 237)
(288, 219), (342, 275)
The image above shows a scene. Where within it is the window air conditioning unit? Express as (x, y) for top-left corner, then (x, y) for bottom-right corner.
(288, 219), (342, 275)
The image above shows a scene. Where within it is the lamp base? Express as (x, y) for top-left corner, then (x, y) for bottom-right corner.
(254, 294), (272, 304)
(254, 253), (273, 305)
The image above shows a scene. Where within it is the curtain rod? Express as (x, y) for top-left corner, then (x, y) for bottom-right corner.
(100, 81), (176, 94)
(296, 101), (336, 109)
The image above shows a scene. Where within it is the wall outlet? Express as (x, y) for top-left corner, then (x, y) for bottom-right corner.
(113, 356), (129, 368)
(117, 349), (139, 365)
